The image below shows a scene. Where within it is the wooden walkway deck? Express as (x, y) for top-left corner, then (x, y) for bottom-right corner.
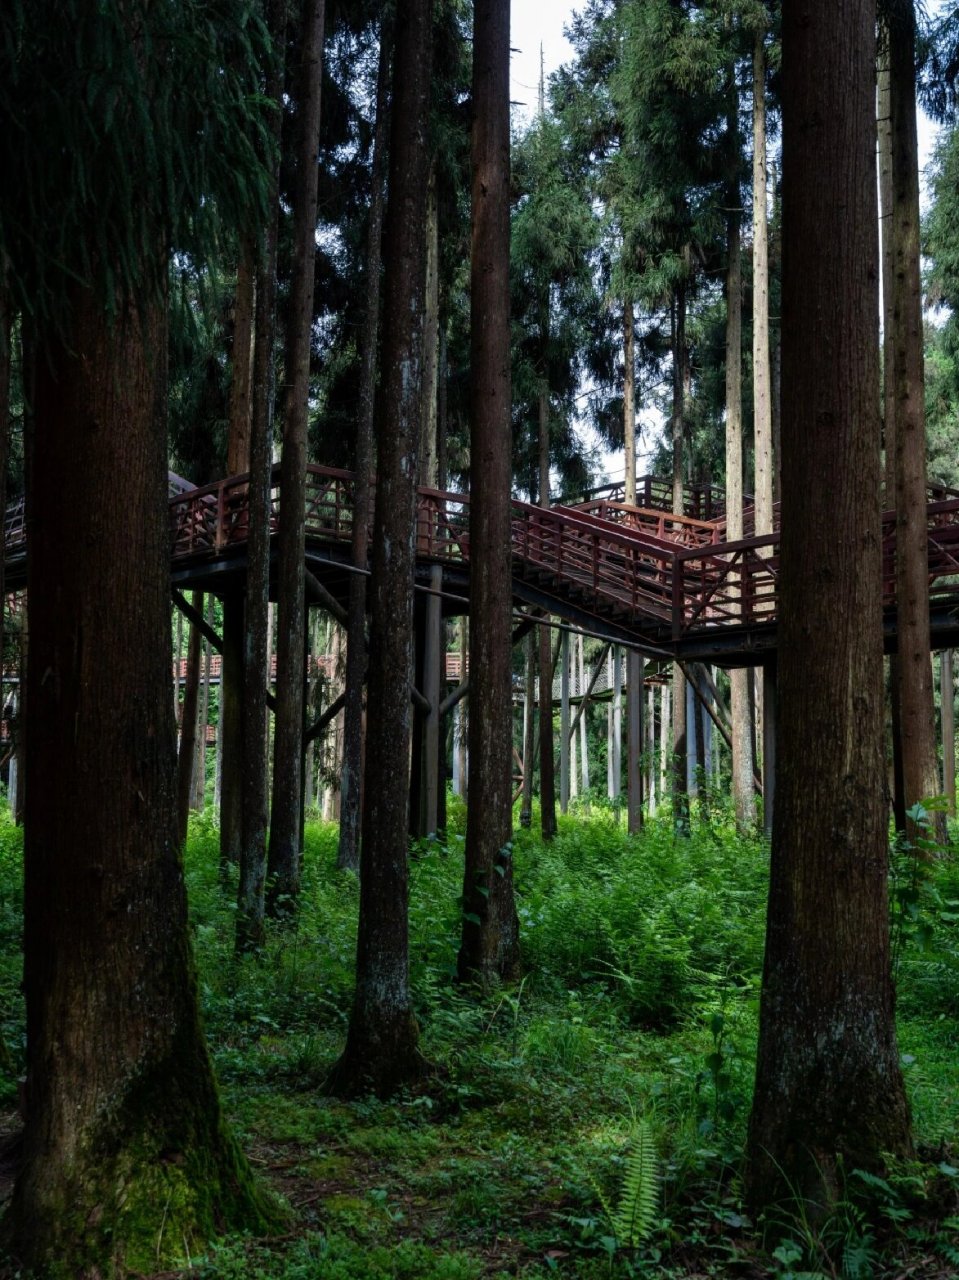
(6, 466), (959, 666)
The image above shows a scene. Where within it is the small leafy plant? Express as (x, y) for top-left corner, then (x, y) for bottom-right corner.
(590, 1115), (661, 1250)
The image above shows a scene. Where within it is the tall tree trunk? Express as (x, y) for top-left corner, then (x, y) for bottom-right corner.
(268, 0), (326, 909)
(339, 13), (392, 873)
(237, 0), (287, 951)
(879, 43), (908, 834)
(624, 299), (643, 831)
(745, 0), (912, 1209)
(457, 0), (521, 986)
(725, 145), (755, 829)
(415, 166), (443, 838)
(176, 591), (203, 845)
(327, 0), (433, 1094)
(671, 284), (689, 834)
(753, 27), (773, 539)
(888, 0), (941, 835)
(10, 288), (271, 1272)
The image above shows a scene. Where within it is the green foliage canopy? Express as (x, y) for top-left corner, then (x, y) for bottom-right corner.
(0, 0), (274, 327)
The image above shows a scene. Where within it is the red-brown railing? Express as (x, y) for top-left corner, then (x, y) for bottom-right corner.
(572, 499), (722, 548)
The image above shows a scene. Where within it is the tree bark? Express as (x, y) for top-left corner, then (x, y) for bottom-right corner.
(237, 0), (287, 951)
(457, 0), (521, 985)
(327, 0), (433, 1094)
(268, 0), (326, 909)
(752, 26), (773, 541)
(339, 13), (392, 873)
(879, 43), (908, 834)
(10, 288), (271, 1272)
(745, 0), (912, 1209)
(888, 0), (941, 836)
(725, 147), (755, 829)
(671, 284), (689, 834)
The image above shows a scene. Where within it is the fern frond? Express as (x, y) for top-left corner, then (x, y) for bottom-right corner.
(612, 1120), (659, 1247)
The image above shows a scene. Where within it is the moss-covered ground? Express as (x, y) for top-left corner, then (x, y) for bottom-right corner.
(2, 796), (959, 1277)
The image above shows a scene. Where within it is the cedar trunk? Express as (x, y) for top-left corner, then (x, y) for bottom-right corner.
(725, 158), (755, 828)
(752, 28), (773, 540)
(457, 0), (521, 985)
(889, 1), (941, 830)
(671, 284), (689, 833)
(339, 13), (391, 872)
(237, 0), (287, 952)
(268, 0), (326, 907)
(9, 291), (271, 1274)
(327, 0), (433, 1095)
(745, 0), (912, 1208)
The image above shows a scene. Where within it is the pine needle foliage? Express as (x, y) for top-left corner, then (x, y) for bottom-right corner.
(591, 1116), (661, 1249)
(0, 0), (275, 329)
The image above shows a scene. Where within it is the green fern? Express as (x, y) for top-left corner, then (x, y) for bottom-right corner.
(590, 1119), (660, 1249)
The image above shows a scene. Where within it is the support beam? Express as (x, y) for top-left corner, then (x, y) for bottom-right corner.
(173, 589), (223, 653)
(305, 689), (348, 745)
(305, 569), (348, 627)
(568, 643), (610, 741)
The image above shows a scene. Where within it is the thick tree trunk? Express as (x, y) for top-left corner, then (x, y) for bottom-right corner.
(339, 13), (391, 873)
(176, 590), (203, 845)
(268, 0), (326, 909)
(745, 0), (912, 1209)
(328, 0), (433, 1094)
(888, 1), (941, 834)
(457, 0), (521, 985)
(10, 289), (271, 1273)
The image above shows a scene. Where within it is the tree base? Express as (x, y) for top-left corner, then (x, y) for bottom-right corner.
(324, 1012), (436, 1101)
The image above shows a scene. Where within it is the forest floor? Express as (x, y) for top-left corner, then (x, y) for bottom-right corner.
(2, 798), (959, 1278)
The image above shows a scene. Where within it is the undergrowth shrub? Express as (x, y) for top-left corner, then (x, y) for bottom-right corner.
(515, 809), (767, 1027)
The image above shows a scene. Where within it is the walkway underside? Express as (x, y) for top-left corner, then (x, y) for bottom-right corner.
(6, 464), (959, 668)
